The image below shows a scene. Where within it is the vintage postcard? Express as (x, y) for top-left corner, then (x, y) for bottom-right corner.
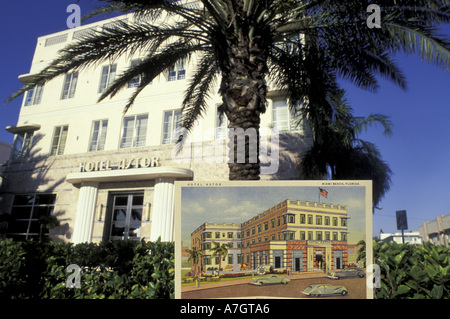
(174, 180), (373, 299)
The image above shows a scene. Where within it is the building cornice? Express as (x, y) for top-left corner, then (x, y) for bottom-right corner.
(66, 166), (193, 185)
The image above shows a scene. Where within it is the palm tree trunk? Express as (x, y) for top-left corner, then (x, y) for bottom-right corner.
(217, 9), (270, 180)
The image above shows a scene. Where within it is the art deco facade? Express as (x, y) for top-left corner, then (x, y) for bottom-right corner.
(0, 14), (312, 243)
(419, 214), (450, 247)
(190, 199), (349, 273)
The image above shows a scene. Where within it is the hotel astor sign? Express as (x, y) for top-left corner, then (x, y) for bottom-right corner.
(78, 156), (160, 172)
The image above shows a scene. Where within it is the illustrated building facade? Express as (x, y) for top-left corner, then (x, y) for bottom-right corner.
(0, 13), (312, 243)
(190, 199), (349, 273)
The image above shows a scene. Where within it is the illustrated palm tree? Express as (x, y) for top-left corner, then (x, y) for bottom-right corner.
(7, 0), (450, 181)
(356, 239), (366, 267)
(301, 88), (394, 207)
(186, 246), (203, 273)
(210, 242), (229, 273)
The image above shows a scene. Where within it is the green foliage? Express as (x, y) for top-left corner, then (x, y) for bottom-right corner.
(0, 238), (174, 299)
(374, 241), (450, 299)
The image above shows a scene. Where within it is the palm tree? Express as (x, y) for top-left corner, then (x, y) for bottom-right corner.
(356, 239), (366, 267)
(210, 242), (229, 273)
(186, 246), (203, 273)
(7, 0), (450, 180)
(301, 89), (393, 207)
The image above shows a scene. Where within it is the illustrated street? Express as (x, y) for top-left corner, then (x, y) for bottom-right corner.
(181, 273), (366, 299)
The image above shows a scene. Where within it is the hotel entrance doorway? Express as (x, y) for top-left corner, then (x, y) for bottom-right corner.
(315, 249), (324, 269)
(292, 250), (304, 272)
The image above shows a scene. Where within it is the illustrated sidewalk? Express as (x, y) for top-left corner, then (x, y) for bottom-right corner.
(181, 271), (329, 293)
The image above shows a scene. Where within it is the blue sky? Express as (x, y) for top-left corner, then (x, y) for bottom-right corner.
(1, 1), (449, 237)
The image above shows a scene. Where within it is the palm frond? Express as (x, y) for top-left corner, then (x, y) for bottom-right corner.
(179, 52), (219, 136)
(355, 114), (394, 137)
(383, 23), (450, 69)
(108, 40), (208, 113)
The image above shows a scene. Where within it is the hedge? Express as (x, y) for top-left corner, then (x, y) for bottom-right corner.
(2, 238), (450, 299)
(374, 241), (450, 299)
(0, 238), (174, 299)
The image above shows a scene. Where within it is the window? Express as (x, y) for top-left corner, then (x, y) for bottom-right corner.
(300, 231), (305, 240)
(283, 231), (295, 240)
(162, 110), (182, 144)
(8, 194), (56, 240)
(325, 216), (330, 226)
(307, 214), (313, 225)
(128, 59), (144, 88)
(108, 193), (143, 241)
(272, 99), (305, 132)
(51, 125), (69, 156)
(316, 231), (323, 240)
(316, 215), (322, 225)
(120, 114), (148, 148)
(300, 214), (306, 224)
(341, 218), (347, 227)
(61, 72), (78, 99)
(332, 217), (338, 226)
(24, 84), (44, 106)
(12, 131), (34, 159)
(333, 232), (338, 241)
(88, 120), (108, 152)
(99, 64), (117, 93)
(288, 214), (295, 223)
(168, 58), (186, 81)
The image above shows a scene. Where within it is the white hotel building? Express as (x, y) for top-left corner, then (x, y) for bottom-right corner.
(0, 14), (312, 244)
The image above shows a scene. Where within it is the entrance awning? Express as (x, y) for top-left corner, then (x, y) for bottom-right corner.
(66, 166), (193, 185)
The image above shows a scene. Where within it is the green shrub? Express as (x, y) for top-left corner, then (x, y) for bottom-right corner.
(0, 239), (26, 298)
(0, 238), (174, 299)
(374, 241), (450, 299)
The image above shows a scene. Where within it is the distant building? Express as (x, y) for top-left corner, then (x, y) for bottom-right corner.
(379, 231), (422, 245)
(419, 214), (450, 247)
(191, 222), (242, 274)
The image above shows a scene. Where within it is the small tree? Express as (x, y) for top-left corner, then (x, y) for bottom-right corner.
(356, 239), (366, 267)
(210, 242), (229, 274)
(187, 246), (203, 274)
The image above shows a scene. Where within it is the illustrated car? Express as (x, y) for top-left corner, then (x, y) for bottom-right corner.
(250, 274), (290, 286)
(327, 267), (365, 280)
(302, 284), (348, 297)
